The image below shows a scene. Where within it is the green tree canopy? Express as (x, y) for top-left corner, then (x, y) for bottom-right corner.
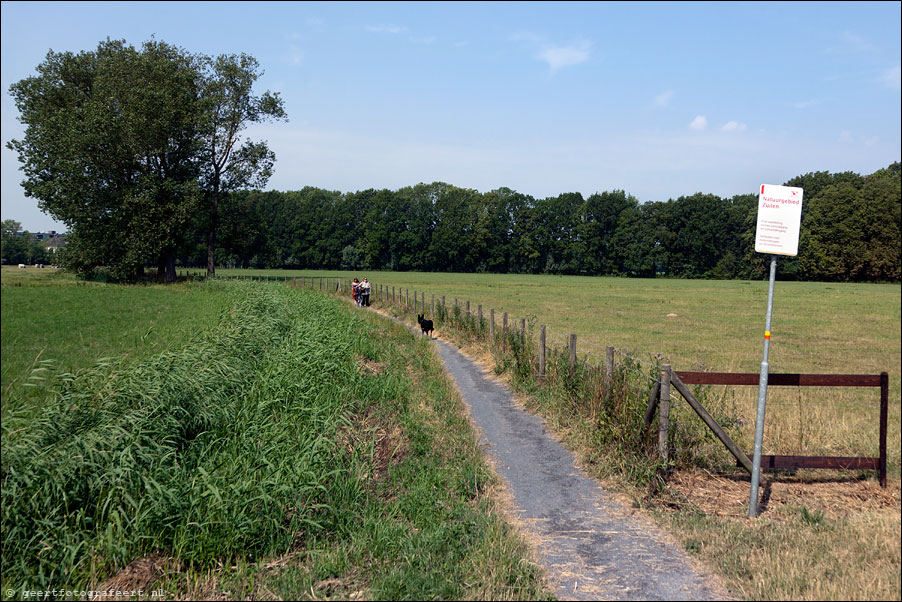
(8, 38), (285, 282)
(198, 53), (286, 276)
(8, 39), (206, 281)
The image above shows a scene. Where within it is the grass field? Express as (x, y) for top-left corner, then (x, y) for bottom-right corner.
(4, 266), (899, 600)
(201, 268), (901, 375)
(343, 269), (900, 601)
(1, 267), (231, 422)
(1, 269), (553, 600)
(203, 268), (902, 474)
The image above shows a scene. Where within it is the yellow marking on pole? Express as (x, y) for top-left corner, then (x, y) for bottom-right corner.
(764, 331), (771, 339)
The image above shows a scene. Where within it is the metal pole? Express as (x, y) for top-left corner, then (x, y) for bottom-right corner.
(749, 255), (777, 518)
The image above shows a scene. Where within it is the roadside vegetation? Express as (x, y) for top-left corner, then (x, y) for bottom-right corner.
(1, 271), (552, 600)
(367, 273), (900, 601)
(203, 268), (901, 470)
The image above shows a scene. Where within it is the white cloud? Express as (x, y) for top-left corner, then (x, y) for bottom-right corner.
(366, 25), (408, 34)
(536, 41), (591, 71)
(880, 65), (901, 90)
(721, 121), (747, 132)
(688, 115), (708, 130)
(654, 90), (674, 108)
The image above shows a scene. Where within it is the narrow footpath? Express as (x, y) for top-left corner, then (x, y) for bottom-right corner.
(433, 338), (728, 601)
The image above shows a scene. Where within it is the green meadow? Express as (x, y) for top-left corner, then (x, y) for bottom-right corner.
(1, 268), (552, 600)
(204, 268), (902, 472)
(3, 266), (899, 601)
(1, 268), (231, 421)
(201, 268), (901, 374)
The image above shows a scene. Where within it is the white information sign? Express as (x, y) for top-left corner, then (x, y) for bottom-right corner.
(755, 184), (803, 256)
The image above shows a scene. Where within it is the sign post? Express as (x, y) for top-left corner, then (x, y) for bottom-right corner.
(749, 184), (803, 518)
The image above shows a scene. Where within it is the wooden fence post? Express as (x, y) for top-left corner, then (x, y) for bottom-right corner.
(659, 365), (671, 462)
(606, 346), (615, 396)
(539, 325), (546, 382)
(503, 313), (508, 351)
(490, 309), (495, 342)
(644, 380), (661, 427)
(880, 371), (888, 488)
(478, 305), (483, 336)
(569, 334), (577, 376)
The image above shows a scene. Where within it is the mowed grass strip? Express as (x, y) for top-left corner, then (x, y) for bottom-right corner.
(1, 277), (552, 600)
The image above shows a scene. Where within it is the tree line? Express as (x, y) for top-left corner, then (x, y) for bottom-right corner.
(182, 162), (899, 282)
(8, 38), (899, 283)
(1, 220), (56, 266)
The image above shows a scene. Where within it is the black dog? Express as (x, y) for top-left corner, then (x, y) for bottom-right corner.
(417, 314), (434, 337)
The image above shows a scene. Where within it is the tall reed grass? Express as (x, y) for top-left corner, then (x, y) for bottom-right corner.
(1, 281), (399, 592)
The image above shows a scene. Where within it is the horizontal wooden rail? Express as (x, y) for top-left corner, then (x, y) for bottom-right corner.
(675, 372), (882, 387)
(749, 455), (880, 470)
(675, 371), (888, 487)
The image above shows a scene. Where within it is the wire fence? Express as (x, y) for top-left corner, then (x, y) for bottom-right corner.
(229, 274), (897, 484)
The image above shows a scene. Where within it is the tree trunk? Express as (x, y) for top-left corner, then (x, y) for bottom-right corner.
(164, 249), (177, 283)
(206, 228), (216, 277)
(206, 193), (219, 277)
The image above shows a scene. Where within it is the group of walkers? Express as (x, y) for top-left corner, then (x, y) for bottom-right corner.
(351, 277), (371, 307)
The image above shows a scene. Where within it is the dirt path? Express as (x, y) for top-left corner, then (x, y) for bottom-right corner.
(433, 338), (729, 601)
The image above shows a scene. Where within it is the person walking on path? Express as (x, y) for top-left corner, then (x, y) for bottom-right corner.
(360, 277), (371, 307)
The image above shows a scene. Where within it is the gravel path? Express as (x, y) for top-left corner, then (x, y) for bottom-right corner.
(434, 338), (728, 601)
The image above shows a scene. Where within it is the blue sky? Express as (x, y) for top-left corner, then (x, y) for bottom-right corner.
(2, 1), (900, 232)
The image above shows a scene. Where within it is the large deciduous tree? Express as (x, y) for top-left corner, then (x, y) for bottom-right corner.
(8, 39), (206, 281)
(199, 54), (286, 277)
(9, 39), (286, 282)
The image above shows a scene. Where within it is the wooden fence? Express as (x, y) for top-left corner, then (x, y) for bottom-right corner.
(645, 368), (889, 487)
(213, 274), (893, 487)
